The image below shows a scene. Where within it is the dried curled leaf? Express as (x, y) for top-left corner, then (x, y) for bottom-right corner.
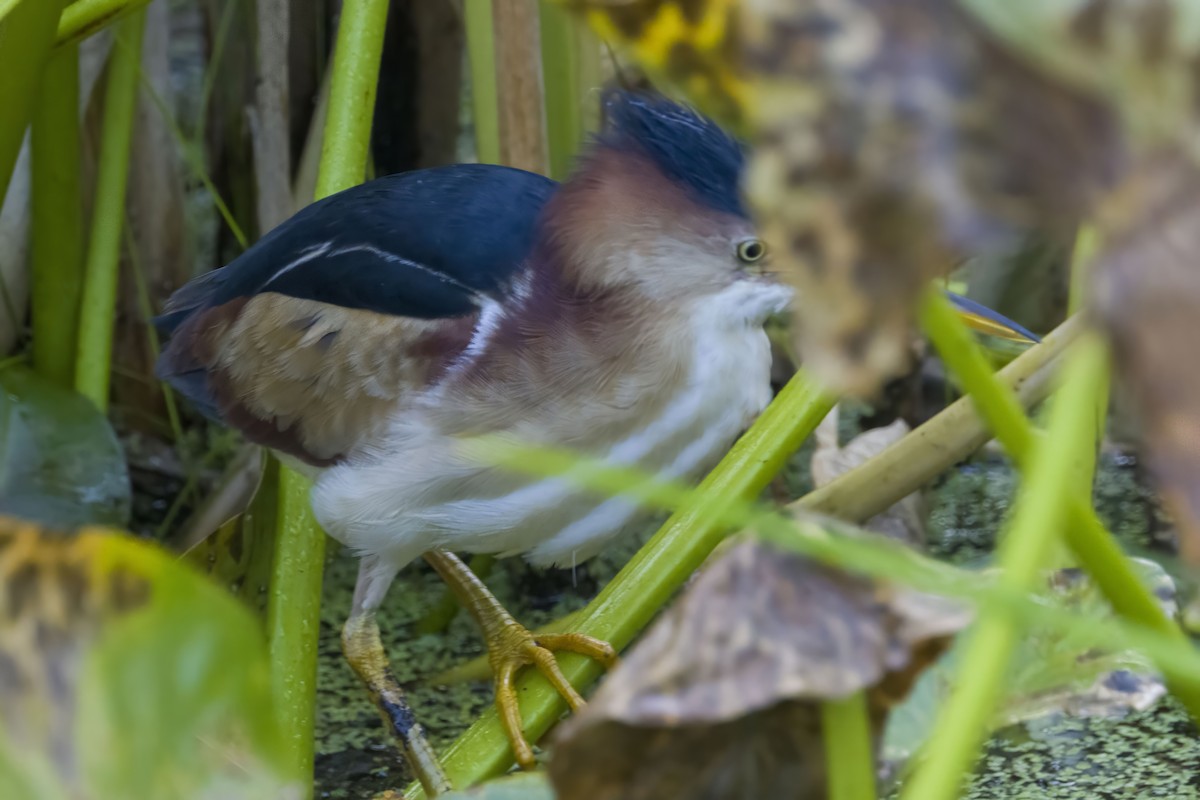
(811, 407), (925, 547)
(549, 537), (968, 800)
(0, 516), (297, 799)
(1090, 154), (1200, 564)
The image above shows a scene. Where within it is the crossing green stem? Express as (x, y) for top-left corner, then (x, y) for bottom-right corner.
(30, 43), (84, 387)
(823, 691), (878, 800)
(74, 10), (144, 410)
(266, 0), (390, 790)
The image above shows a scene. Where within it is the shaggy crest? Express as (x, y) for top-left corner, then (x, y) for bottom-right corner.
(594, 89), (747, 218)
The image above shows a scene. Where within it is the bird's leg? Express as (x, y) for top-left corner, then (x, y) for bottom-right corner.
(342, 559), (452, 796)
(422, 549), (618, 770)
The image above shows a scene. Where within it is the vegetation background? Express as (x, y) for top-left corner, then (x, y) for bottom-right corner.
(1, 1), (1199, 800)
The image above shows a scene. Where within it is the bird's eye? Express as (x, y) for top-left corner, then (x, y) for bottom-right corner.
(736, 239), (766, 263)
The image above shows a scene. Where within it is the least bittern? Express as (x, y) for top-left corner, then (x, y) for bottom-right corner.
(155, 89), (1036, 793)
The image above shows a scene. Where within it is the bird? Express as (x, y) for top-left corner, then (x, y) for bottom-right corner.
(155, 88), (1037, 793)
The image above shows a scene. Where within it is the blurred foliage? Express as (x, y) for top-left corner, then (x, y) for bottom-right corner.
(0, 516), (298, 799)
(1090, 155), (1200, 566)
(2, 2), (1199, 799)
(0, 365), (130, 528)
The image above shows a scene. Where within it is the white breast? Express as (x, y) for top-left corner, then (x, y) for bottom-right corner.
(311, 279), (792, 570)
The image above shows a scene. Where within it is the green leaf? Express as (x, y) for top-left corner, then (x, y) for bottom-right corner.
(0, 518), (298, 798)
(0, 365), (130, 527)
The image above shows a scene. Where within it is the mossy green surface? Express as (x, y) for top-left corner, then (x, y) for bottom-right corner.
(962, 699), (1200, 800)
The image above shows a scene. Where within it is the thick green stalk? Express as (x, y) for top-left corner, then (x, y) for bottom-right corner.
(411, 371), (835, 795)
(465, 0), (499, 165)
(539, 1), (601, 179)
(30, 43), (84, 387)
(798, 314), (1080, 522)
(266, 0), (390, 789)
(55, 0), (151, 47)
(919, 290), (1199, 715)
(823, 691), (877, 800)
(73, 10), (144, 410)
(267, 470), (326, 786)
(0, 0), (68, 203)
(902, 333), (1110, 800)
(315, 0), (389, 197)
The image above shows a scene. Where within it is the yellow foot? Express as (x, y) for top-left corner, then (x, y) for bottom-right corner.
(421, 550), (618, 770)
(488, 626), (618, 770)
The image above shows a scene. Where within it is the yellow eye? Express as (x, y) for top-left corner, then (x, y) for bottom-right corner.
(736, 239), (766, 263)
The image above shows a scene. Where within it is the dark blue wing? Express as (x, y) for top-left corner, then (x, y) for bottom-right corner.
(154, 164), (557, 464)
(155, 163), (557, 334)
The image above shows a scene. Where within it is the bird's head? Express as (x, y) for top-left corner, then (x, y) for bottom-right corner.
(538, 90), (778, 309)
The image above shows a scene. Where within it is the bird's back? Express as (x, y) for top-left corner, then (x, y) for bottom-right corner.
(155, 164), (557, 465)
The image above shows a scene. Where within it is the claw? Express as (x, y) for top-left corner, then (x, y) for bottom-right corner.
(422, 550), (619, 771)
(486, 625), (618, 768)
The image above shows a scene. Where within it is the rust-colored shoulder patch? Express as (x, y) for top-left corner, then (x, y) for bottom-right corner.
(165, 293), (476, 466)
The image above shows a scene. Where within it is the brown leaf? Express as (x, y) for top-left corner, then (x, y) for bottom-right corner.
(1090, 153), (1200, 564)
(811, 407), (925, 547)
(549, 537), (967, 800)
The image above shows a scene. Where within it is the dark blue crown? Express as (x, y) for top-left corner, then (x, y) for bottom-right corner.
(596, 89), (747, 218)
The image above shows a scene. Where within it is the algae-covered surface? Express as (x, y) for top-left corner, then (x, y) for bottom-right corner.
(313, 440), (1200, 799)
(963, 701), (1200, 799)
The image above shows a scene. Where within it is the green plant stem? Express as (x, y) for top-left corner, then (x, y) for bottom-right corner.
(267, 470), (326, 787)
(55, 0), (150, 47)
(409, 372), (836, 795)
(73, 10), (144, 411)
(316, 0), (389, 197)
(265, 0), (390, 790)
(0, 0), (68, 203)
(539, 1), (600, 179)
(902, 330), (1110, 800)
(465, 0), (499, 165)
(919, 290), (1200, 716)
(30, 42), (84, 388)
(136, 63), (247, 249)
(799, 314), (1080, 522)
(823, 691), (877, 800)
